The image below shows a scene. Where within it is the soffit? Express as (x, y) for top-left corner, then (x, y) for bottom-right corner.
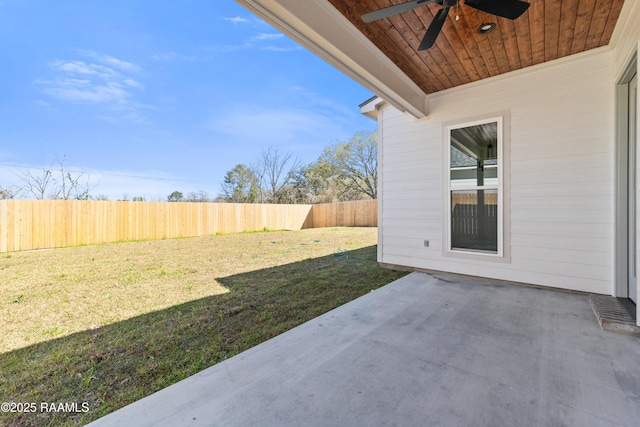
(327, 0), (625, 95)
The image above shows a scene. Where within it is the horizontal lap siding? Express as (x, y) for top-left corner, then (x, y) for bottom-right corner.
(379, 49), (615, 294)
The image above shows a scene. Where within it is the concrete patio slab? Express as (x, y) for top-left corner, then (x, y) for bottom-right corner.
(88, 272), (640, 427)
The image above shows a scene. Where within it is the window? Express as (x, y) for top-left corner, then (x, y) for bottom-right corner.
(447, 118), (503, 256)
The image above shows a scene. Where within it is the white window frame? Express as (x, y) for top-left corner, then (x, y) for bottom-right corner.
(444, 116), (506, 259)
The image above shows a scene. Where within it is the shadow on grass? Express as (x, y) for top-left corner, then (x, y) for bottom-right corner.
(0, 245), (407, 427)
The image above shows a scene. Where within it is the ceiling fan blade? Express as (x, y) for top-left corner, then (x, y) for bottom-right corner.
(464, 0), (530, 20)
(362, 0), (437, 23)
(418, 6), (450, 50)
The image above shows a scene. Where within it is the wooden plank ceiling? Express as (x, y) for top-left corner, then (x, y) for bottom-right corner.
(327, 0), (625, 95)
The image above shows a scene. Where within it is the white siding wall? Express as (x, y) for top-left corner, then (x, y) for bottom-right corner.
(379, 49), (615, 294)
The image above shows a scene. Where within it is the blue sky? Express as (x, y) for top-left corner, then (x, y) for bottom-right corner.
(0, 0), (376, 200)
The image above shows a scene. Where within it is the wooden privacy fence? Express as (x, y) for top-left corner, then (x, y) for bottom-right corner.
(0, 199), (377, 253)
(311, 199), (378, 228)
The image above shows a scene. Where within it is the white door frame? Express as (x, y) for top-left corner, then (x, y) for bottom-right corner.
(628, 73), (638, 305)
(615, 53), (639, 320)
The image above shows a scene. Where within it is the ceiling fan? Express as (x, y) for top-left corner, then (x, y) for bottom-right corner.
(362, 0), (530, 51)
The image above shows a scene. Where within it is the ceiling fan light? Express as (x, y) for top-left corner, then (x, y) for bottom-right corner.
(478, 23), (497, 34)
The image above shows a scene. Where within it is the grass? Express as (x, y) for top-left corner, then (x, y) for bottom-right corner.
(0, 227), (407, 426)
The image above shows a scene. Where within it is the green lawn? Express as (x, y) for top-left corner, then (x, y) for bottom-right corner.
(0, 227), (407, 426)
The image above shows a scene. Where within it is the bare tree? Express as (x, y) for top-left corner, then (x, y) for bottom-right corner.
(19, 167), (55, 200)
(74, 174), (98, 200)
(18, 157), (97, 200)
(185, 190), (210, 203)
(0, 185), (21, 200)
(53, 156), (91, 200)
(250, 160), (266, 203)
(252, 146), (300, 204)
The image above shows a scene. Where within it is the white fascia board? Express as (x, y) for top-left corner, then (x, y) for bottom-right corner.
(359, 96), (386, 120)
(609, 0), (639, 49)
(235, 0), (428, 118)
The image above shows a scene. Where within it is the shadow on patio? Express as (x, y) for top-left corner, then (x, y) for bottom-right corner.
(86, 272), (640, 427)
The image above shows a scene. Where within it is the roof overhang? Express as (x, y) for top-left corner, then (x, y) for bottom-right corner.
(359, 96), (385, 121)
(235, 0), (429, 118)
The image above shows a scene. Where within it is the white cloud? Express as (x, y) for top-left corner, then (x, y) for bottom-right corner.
(40, 79), (130, 104)
(203, 86), (372, 161)
(249, 33), (300, 51)
(51, 60), (117, 78)
(205, 43), (251, 53)
(151, 51), (197, 62)
(207, 105), (347, 147)
(261, 45), (301, 52)
(251, 33), (284, 41)
(122, 78), (142, 88)
(101, 56), (141, 73)
(96, 110), (151, 125)
(79, 50), (143, 73)
(223, 16), (249, 24)
(152, 52), (178, 61)
(288, 86), (358, 118)
(206, 38), (297, 54)
(36, 52), (147, 123)
(206, 29), (296, 54)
